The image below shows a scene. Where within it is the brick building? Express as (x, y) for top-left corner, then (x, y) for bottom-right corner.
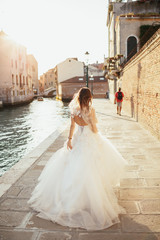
(105, 0), (160, 102)
(59, 75), (108, 101)
(121, 29), (160, 140)
(56, 58), (108, 100)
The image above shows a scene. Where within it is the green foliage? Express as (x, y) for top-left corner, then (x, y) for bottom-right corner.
(109, 4), (113, 12)
(139, 24), (160, 48)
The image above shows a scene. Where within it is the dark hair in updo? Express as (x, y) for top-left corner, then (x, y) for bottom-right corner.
(78, 87), (92, 109)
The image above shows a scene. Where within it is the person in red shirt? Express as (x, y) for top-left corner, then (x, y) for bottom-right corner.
(114, 87), (124, 116)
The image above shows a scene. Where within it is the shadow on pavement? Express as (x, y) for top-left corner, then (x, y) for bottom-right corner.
(96, 111), (136, 123)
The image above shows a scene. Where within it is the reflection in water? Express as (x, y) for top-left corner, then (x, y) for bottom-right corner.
(0, 98), (70, 176)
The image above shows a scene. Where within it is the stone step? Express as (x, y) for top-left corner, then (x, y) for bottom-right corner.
(78, 232), (160, 240)
(120, 178), (146, 187)
(120, 178), (160, 187)
(139, 199), (160, 214)
(119, 187), (160, 200)
(137, 170), (160, 178)
(118, 199), (160, 214)
(120, 214), (160, 233)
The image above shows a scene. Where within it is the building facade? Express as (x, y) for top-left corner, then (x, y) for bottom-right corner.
(121, 29), (160, 139)
(105, 0), (160, 102)
(56, 58), (84, 100)
(27, 54), (38, 94)
(56, 58), (108, 100)
(39, 68), (56, 96)
(0, 31), (34, 105)
(39, 75), (45, 93)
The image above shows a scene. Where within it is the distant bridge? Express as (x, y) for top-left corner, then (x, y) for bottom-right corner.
(43, 87), (56, 97)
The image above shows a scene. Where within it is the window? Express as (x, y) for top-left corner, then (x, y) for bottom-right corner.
(12, 74), (14, 84)
(127, 36), (137, 61)
(100, 77), (104, 80)
(16, 75), (18, 85)
(19, 74), (22, 88)
(17, 90), (19, 96)
(26, 76), (28, 85)
(12, 90), (15, 96)
(15, 60), (17, 69)
(23, 76), (25, 85)
(79, 78), (83, 81)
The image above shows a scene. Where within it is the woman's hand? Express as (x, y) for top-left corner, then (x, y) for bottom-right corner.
(67, 139), (73, 150)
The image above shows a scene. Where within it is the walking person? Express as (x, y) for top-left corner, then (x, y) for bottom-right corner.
(28, 87), (127, 230)
(114, 87), (124, 116)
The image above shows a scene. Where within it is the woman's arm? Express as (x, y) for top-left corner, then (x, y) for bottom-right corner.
(67, 116), (75, 150)
(90, 108), (98, 133)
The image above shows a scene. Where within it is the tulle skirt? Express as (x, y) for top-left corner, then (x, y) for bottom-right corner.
(28, 125), (127, 230)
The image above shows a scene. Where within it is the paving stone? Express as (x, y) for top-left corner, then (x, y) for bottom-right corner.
(120, 187), (160, 200)
(120, 178), (146, 187)
(0, 211), (28, 227)
(0, 230), (35, 240)
(144, 147), (160, 153)
(0, 184), (11, 198)
(17, 186), (35, 199)
(138, 170), (160, 178)
(26, 213), (70, 231)
(23, 170), (42, 179)
(37, 153), (53, 161)
(132, 155), (146, 160)
(32, 165), (44, 170)
(78, 232), (159, 240)
(123, 172), (138, 178)
(38, 231), (72, 240)
(118, 201), (140, 214)
(0, 198), (29, 211)
(102, 223), (121, 233)
(3, 186), (22, 197)
(146, 178), (160, 187)
(121, 214), (160, 233)
(125, 165), (140, 171)
(139, 199), (160, 214)
(142, 165), (160, 170)
(133, 159), (151, 166)
(37, 160), (48, 166)
(15, 177), (37, 187)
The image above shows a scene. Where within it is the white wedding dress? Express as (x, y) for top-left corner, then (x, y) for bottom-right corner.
(28, 109), (127, 230)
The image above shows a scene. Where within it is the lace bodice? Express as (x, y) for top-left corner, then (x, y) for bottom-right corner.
(71, 106), (98, 133)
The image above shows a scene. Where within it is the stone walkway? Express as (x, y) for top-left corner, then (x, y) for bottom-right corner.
(0, 99), (160, 240)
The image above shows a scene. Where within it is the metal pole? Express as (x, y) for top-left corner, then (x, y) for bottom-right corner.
(86, 65), (88, 88)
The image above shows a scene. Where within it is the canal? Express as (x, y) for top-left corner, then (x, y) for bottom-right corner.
(0, 98), (70, 176)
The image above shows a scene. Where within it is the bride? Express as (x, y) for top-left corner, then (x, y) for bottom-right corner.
(28, 87), (127, 230)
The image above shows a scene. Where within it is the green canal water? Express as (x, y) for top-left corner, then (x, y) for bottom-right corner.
(0, 98), (70, 176)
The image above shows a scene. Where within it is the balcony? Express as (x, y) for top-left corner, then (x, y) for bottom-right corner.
(104, 55), (123, 80)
